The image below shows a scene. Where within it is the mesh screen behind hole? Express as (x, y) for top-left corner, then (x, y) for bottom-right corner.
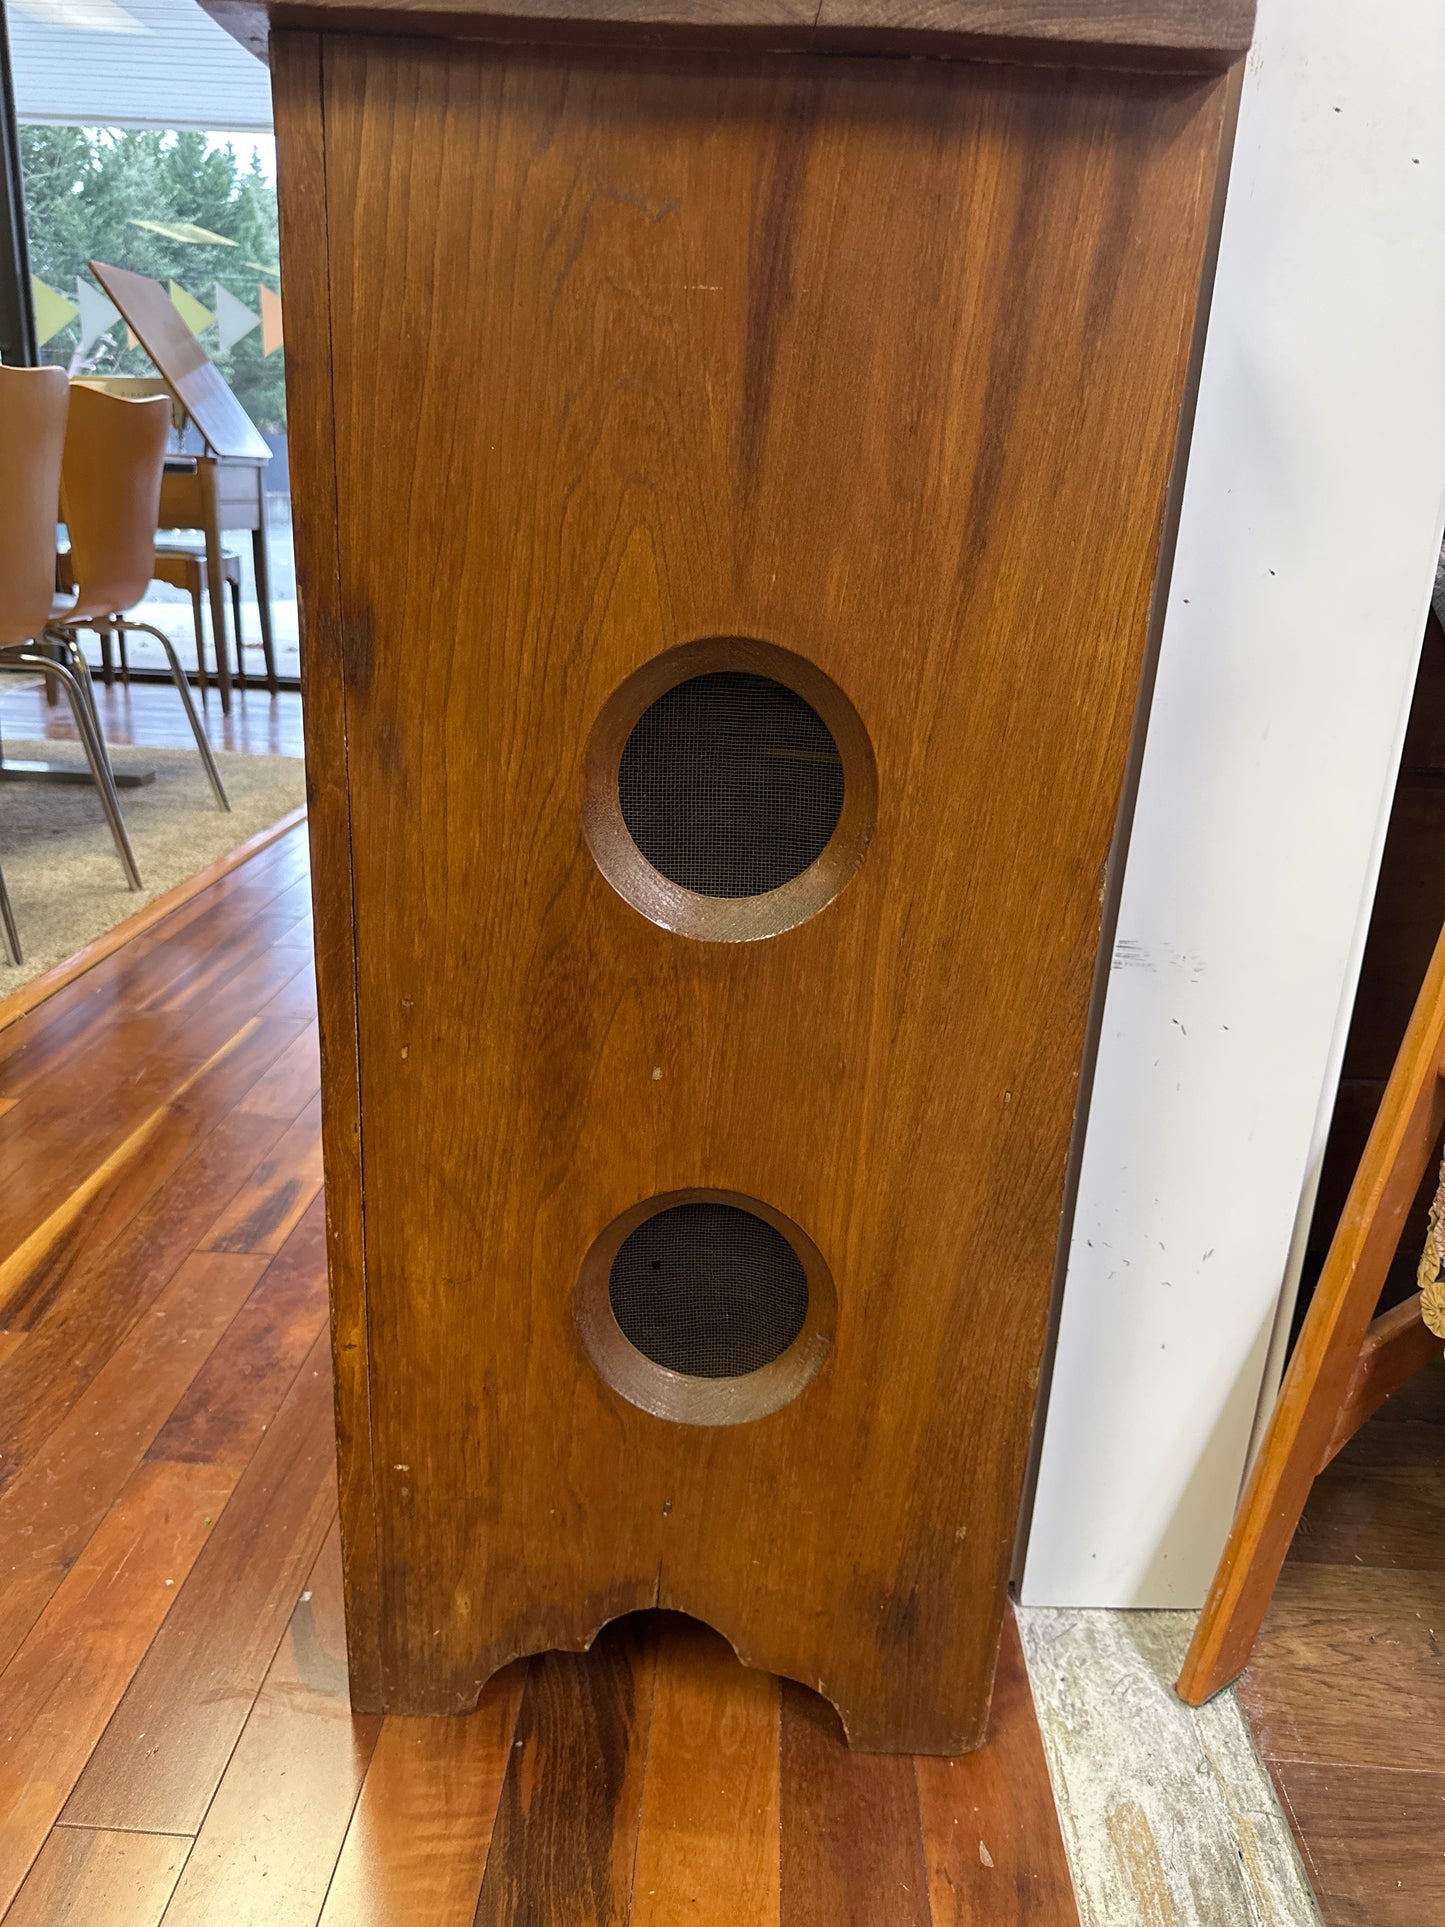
(608, 1201), (810, 1378)
(617, 671), (844, 898)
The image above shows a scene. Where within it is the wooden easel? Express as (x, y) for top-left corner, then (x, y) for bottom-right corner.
(1177, 916), (1445, 1705)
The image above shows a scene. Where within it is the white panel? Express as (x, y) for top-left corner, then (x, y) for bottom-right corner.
(1023, 0), (1445, 1607)
(9, 0), (272, 132)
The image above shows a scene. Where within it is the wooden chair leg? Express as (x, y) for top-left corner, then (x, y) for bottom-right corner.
(190, 589), (209, 701)
(1177, 919), (1445, 1705)
(98, 626), (115, 686)
(229, 576), (244, 686)
(251, 523), (280, 693)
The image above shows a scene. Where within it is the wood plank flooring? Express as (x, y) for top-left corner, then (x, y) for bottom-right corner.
(0, 788), (1079, 1923)
(1238, 1358), (1445, 1925)
(0, 679), (305, 760)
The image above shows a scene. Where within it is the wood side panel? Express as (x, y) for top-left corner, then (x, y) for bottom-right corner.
(270, 27), (385, 1713)
(309, 39), (1227, 1749)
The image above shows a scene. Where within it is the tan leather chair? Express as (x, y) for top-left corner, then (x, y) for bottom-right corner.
(0, 365), (140, 947)
(53, 383), (229, 811)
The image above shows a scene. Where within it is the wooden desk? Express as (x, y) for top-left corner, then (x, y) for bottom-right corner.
(158, 455), (278, 711)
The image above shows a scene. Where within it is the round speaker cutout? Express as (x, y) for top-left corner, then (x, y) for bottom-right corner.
(584, 639), (876, 942)
(619, 673), (843, 899)
(575, 1189), (836, 1425)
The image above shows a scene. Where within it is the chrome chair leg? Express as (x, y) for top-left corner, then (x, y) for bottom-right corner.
(1, 650), (143, 889)
(0, 858), (20, 966)
(50, 628), (105, 740)
(119, 620), (231, 811)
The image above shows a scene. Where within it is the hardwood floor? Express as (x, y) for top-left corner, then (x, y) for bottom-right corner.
(1238, 1357), (1445, 1925)
(0, 678), (305, 759)
(0, 810), (1079, 1924)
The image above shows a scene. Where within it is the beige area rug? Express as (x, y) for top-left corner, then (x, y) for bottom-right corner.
(0, 738), (307, 988)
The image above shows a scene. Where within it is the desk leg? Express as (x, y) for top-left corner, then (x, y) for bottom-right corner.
(200, 469), (233, 715)
(252, 511), (280, 693)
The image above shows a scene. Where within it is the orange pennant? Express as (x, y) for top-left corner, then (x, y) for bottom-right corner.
(259, 282), (283, 357)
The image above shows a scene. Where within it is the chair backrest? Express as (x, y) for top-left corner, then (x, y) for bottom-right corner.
(0, 363), (69, 648)
(61, 383), (171, 620)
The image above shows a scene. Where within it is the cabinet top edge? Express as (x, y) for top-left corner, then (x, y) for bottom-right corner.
(198, 0), (1253, 74)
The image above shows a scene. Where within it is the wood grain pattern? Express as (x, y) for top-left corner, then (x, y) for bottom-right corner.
(1235, 1563), (1445, 1775)
(301, 33), (1229, 1749)
(1292, 1413), (1445, 1573)
(0, 1012), (308, 1329)
(0, 1070), (314, 1500)
(0, 1461), (230, 1916)
(146, 1194), (330, 1469)
(2, 1826), (189, 1927)
(473, 1620), (659, 1927)
(0, 1251), (264, 1671)
(204, 0), (1253, 74)
(317, 1666), (525, 1924)
(1323, 1293), (1443, 1463)
(197, 1094), (324, 1255)
(157, 1524), (380, 1927)
(631, 1617), (780, 1927)
(780, 1683), (930, 1927)
(1264, 1760), (1445, 1927)
(915, 1609), (1076, 1926)
(235, 1020), (321, 1119)
(62, 1331), (338, 1834)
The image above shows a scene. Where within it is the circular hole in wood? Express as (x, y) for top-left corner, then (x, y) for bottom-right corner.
(584, 638), (876, 942)
(575, 1189), (836, 1426)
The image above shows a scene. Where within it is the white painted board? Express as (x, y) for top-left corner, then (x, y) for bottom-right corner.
(1022, 0), (1445, 1608)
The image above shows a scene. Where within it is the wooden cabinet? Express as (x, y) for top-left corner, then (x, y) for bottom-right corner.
(210, 0), (1251, 1750)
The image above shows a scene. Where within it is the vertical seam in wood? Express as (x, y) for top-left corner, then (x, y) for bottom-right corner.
(312, 38), (383, 1697)
(776, 1684), (784, 1926)
(904, 1749), (931, 1922)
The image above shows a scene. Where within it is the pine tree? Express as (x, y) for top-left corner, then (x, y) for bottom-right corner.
(19, 126), (284, 433)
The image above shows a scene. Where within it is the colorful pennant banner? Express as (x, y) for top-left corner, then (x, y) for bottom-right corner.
(215, 283), (260, 353)
(168, 279), (215, 338)
(30, 271), (281, 358)
(32, 276), (78, 347)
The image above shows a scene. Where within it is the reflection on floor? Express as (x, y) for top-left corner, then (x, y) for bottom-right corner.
(0, 678), (305, 761)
